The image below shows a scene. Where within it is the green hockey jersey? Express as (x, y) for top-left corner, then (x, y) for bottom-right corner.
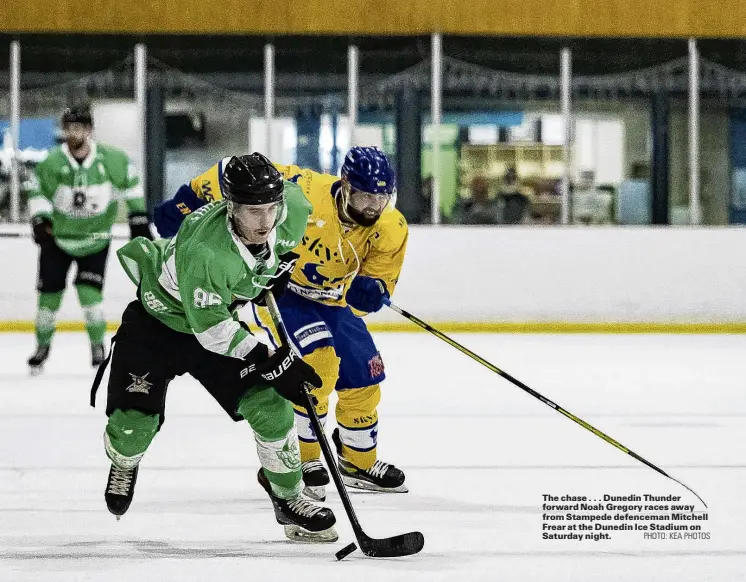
(117, 184), (310, 359)
(28, 141), (145, 256)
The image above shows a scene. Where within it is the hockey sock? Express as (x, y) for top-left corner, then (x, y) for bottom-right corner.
(295, 409), (327, 462)
(105, 408), (159, 468)
(239, 386), (302, 499)
(336, 384), (381, 470)
(291, 347), (339, 462)
(35, 291), (63, 347)
(76, 284), (106, 345)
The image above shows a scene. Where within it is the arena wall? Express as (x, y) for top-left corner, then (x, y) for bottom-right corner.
(3, 224), (745, 332)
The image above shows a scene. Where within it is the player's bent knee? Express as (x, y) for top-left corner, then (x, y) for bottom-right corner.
(75, 283), (104, 305)
(238, 386), (294, 441)
(337, 384), (381, 416)
(105, 408), (159, 465)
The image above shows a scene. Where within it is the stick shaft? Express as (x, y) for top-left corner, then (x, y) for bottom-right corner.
(386, 301), (707, 508)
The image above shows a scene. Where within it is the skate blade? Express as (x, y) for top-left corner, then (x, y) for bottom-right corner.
(341, 474), (409, 493)
(28, 365), (44, 377)
(302, 485), (327, 502)
(283, 524), (338, 543)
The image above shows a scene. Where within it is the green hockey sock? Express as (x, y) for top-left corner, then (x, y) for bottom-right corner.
(105, 409), (160, 468)
(76, 284), (106, 345)
(238, 386), (302, 499)
(35, 291), (63, 347)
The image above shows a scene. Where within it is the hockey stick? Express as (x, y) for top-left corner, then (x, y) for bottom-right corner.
(264, 292), (425, 559)
(0, 231), (126, 240)
(385, 299), (708, 509)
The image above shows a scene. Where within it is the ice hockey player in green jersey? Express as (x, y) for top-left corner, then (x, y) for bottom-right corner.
(27, 105), (153, 374)
(91, 153), (337, 542)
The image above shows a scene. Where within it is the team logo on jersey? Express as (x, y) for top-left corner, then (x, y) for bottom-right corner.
(201, 180), (214, 202)
(276, 437), (301, 471)
(368, 353), (385, 378)
(126, 372), (152, 395)
(73, 190), (86, 208)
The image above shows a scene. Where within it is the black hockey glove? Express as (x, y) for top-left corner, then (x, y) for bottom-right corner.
(254, 344), (321, 408)
(31, 216), (53, 246)
(128, 212), (154, 240)
(254, 251), (300, 306)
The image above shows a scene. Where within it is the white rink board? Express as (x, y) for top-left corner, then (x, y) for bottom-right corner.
(2, 224), (746, 324)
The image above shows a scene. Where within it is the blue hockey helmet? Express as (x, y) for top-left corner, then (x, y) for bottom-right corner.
(338, 147), (396, 226)
(341, 146), (396, 195)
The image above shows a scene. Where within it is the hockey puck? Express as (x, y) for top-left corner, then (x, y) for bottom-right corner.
(335, 542), (357, 561)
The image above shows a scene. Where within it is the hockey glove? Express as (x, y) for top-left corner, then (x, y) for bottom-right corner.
(31, 216), (53, 246)
(254, 251), (300, 306)
(254, 344), (322, 408)
(128, 212), (153, 240)
(345, 276), (389, 313)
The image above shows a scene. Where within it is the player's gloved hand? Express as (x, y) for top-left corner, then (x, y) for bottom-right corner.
(254, 252), (300, 306)
(128, 212), (153, 240)
(345, 276), (389, 313)
(31, 216), (53, 246)
(153, 184), (206, 238)
(254, 344), (322, 408)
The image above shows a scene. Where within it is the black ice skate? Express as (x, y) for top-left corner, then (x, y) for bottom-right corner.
(332, 428), (408, 493)
(105, 463), (138, 519)
(257, 469), (337, 543)
(27, 345), (50, 376)
(302, 459), (329, 501)
(91, 343), (106, 368)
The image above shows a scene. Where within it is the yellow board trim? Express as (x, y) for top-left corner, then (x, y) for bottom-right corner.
(3, 320), (746, 334)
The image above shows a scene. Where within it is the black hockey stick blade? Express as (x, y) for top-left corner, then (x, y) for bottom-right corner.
(358, 531), (425, 558)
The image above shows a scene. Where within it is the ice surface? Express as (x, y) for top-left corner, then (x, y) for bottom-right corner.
(1, 332), (743, 581)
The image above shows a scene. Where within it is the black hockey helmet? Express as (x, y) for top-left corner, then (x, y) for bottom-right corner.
(61, 105), (93, 127)
(221, 153), (284, 205)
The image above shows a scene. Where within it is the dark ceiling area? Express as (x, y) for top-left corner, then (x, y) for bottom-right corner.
(3, 34), (742, 74)
(1, 34), (746, 101)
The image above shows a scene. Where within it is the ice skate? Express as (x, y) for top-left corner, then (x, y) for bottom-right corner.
(27, 345), (50, 376)
(301, 459), (329, 501)
(333, 428), (408, 493)
(105, 463), (138, 519)
(257, 469), (337, 542)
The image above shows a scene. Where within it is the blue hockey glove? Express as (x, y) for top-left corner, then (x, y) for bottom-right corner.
(346, 276), (389, 313)
(153, 184), (207, 238)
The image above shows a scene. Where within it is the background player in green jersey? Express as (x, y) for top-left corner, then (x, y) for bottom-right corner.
(92, 153), (337, 542)
(27, 105), (153, 374)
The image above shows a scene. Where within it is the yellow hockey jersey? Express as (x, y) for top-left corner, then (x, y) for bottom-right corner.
(187, 157), (227, 203)
(273, 163), (408, 310)
(174, 159), (408, 311)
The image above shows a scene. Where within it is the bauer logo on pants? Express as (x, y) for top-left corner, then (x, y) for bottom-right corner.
(126, 372), (152, 395)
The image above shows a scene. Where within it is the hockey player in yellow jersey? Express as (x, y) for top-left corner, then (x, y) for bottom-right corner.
(153, 146), (409, 500)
